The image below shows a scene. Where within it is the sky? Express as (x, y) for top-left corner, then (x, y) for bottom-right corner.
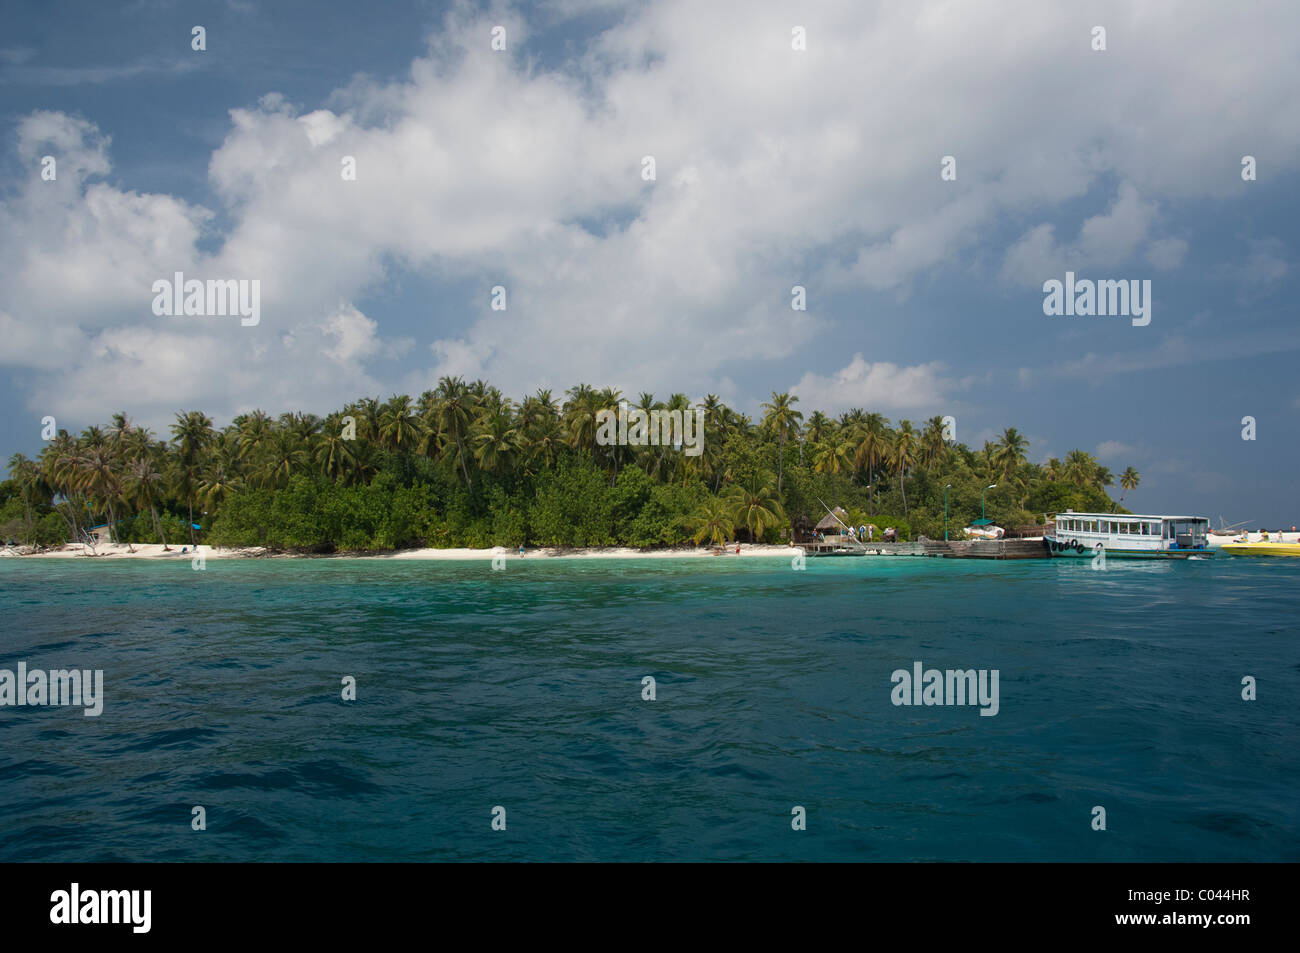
(1, 0), (1297, 524)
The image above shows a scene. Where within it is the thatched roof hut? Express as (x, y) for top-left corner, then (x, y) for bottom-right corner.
(814, 507), (850, 532)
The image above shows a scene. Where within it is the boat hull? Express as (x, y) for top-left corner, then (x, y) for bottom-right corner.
(1043, 536), (1212, 559)
(1220, 542), (1300, 557)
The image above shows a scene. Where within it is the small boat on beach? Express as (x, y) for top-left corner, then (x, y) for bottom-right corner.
(1045, 512), (1213, 559)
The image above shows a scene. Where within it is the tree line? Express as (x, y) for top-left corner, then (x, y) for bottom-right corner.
(1, 378), (1138, 551)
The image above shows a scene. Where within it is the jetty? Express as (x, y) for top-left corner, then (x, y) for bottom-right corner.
(801, 538), (1047, 559)
(800, 502), (1050, 559)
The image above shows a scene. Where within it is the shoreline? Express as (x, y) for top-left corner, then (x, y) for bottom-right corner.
(0, 541), (805, 561)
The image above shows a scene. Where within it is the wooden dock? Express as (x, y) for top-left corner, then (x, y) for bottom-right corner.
(802, 539), (1048, 560)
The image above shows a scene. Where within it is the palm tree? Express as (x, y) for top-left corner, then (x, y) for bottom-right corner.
(126, 457), (170, 548)
(520, 394), (565, 476)
(1115, 466), (1140, 511)
(72, 444), (123, 543)
(993, 427), (1029, 481)
(889, 421), (918, 514)
(921, 415), (948, 469)
(760, 392), (802, 493)
(473, 409), (521, 476)
(7, 453), (41, 540)
(259, 429), (308, 489)
(657, 392), (690, 484)
(804, 410), (831, 445)
(313, 426), (356, 483)
(171, 411), (215, 544)
(234, 410), (274, 461)
(853, 413), (889, 515)
(197, 461), (244, 510)
(378, 394), (423, 454)
(725, 475), (786, 543)
(685, 497), (735, 547)
(435, 376), (475, 485)
(812, 429), (853, 504)
(1063, 449), (1097, 488)
(563, 383), (599, 454)
(39, 431), (82, 541)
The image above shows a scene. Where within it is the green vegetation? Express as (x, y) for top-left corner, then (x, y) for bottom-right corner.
(0, 382), (1133, 552)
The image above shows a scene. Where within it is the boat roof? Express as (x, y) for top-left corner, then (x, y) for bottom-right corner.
(1056, 512), (1207, 520)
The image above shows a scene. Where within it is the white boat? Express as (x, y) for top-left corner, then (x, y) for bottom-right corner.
(1045, 511), (1214, 559)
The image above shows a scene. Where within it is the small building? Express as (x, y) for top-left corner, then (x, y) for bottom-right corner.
(814, 507), (851, 541)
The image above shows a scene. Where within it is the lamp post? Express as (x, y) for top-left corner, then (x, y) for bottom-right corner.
(982, 483), (997, 521)
(944, 484), (952, 540)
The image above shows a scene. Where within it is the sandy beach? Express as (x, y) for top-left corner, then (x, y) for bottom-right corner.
(0, 541), (802, 560)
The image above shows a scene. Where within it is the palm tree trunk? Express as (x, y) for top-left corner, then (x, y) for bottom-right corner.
(456, 436), (472, 486)
(777, 435), (785, 493)
(188, 501), (196, 545)
(152, 504), (169, 549)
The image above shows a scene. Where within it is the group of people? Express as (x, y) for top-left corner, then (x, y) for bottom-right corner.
(805, 525), (897, 544)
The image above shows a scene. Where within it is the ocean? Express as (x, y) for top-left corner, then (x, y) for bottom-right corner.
(1, 555), (1296, 861)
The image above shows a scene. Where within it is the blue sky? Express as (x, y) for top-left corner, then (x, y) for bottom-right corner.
(1, 0), (1297, 524)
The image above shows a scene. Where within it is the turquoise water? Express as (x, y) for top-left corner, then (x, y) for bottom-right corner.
(0, 555), (1296, 861)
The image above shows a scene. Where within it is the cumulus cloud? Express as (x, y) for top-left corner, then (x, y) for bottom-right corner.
(1096, 440), (1138, 460)
(789, 355), (951, 413)
(1000, 182), (1165, 285)
(1, 0), (1299, 433)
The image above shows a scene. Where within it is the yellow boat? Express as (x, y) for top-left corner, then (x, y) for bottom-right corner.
(1219, 540), (1300, 557)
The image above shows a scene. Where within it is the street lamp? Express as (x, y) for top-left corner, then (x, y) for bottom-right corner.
(982, 483), (997, 520)
(944, 484), (952, 541)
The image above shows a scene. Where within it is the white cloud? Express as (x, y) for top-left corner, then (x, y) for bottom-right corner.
(789, 354), (951, 413)
(1147, 237), (1188, 270)
(1001, 182), (1165, 285)
(1096, 440), (1138, 460)
(2, 0), (1299, 432)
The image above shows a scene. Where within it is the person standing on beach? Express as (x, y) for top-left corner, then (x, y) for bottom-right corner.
(518, 544), (525, 557)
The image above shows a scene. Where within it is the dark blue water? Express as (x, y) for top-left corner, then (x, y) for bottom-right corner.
(0, 556), (1296, 861)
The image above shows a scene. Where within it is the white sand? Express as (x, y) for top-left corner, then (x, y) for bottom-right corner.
(3, 541), (802, 560)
